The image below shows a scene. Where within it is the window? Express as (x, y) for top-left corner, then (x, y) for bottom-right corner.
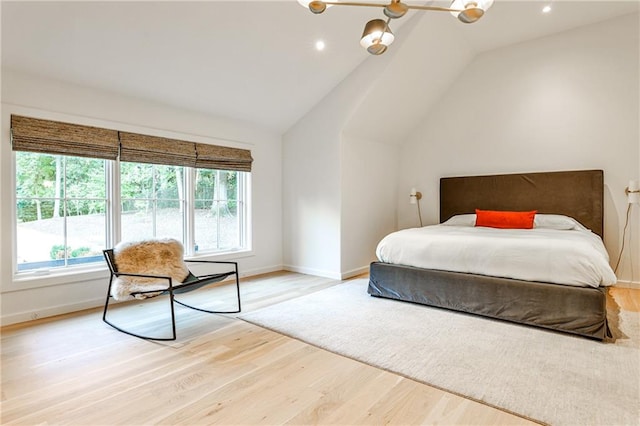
(15, 154), (248, 274)
(11, 114), (252, 276)
(16, 153), (107, 271)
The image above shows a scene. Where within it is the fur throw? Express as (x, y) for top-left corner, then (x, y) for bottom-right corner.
(111, 238), (190, 301)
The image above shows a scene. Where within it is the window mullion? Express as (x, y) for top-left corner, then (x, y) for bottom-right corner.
(238, 172), (245, 248)
(108, 160), (121, 247)
(185, 167), (195, 256)
(215, 170), (221, 250)
(152, 166), (157, 238)
(62, 157), (68, 267)
(242, 172), (251, 250)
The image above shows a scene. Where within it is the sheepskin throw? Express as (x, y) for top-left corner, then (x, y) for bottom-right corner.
(111, 239), (190, 301)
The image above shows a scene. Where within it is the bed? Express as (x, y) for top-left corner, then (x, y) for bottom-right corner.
(368, 170), (615, 340)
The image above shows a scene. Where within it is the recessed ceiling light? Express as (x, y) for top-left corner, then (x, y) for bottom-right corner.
(542, 5), (552, 13)
(315, 40), (326, 51)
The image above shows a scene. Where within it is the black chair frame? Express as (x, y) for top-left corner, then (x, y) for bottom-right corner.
(102, 249), (241, 341)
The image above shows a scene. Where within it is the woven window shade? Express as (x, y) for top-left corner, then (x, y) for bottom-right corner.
(11, 115), (252, 172)
(195, 143), (253, 172)
(11, 115), (119, 160)
(119, 132), (197, 167)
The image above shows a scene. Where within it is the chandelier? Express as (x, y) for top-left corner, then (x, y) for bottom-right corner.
(298, 0), (494, 55)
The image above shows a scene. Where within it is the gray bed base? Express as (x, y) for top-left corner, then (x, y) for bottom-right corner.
(368, 261), (609, 340)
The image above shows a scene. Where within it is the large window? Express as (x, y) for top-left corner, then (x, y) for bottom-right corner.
(15, 153), (247, 274)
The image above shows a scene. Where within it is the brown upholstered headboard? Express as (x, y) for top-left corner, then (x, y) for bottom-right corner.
(440, 170), (604, 238)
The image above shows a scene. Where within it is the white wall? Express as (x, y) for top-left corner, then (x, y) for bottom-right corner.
(282, 115), (342, 278)
(340, 136), (399, 275)
(397, 13), (640, 283)
(0, 70), (283, 325)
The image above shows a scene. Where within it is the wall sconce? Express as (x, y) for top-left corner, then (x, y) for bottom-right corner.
(410, 187), (423, 227)
(409, 187), (422, 204)
(625, 180), (639, 204)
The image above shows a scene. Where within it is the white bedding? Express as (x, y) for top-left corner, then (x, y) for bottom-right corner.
(375, 225), (617, 288)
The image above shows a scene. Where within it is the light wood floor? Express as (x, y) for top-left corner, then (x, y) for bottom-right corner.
(2, 272), (637, 425)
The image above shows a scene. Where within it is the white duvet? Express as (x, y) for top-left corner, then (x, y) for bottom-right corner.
(375, 225), (617, 288)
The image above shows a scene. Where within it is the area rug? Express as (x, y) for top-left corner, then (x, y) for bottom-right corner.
(240, 279), (639, 426)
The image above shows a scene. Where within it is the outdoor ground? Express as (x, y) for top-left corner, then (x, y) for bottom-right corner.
(17, 209), (238, 265)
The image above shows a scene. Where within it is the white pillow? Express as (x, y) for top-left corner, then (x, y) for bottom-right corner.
(441, 214), (476, 227)
(533, 214), (588, 231)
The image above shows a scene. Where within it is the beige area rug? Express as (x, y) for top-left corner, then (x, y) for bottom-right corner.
(240, 280), (640, 426)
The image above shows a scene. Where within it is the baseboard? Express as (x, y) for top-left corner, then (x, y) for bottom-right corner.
(340, 266), (370, 280)
(614, 280), (640, 289)
(1, 297), (105, 327)
(240, 264), (283, 278)
(283, 264), (343, 281)
(283, 264), (371, 281)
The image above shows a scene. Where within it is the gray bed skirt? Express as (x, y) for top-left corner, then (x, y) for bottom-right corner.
(368, 262), (609, 340)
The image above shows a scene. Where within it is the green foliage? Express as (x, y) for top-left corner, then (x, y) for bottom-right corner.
(70, 247), (91, 257)
(17, 200), (55, 223)
(65, 157), (106, 217)
(50, 244), (69, 259)
(195, 169), (238, 212)
(16, 152), (56, 199)
(120, 163), (182, 212)
(49, 244), (94, 260)
(16, 153), (106, 222)
(120, 162), (154, 200)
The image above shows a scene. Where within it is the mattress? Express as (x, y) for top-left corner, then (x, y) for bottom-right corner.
(375, 224), (617, 288)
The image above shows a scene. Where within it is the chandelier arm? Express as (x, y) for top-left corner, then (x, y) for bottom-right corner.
(321, 1), (462, 13)
(405, 5), (463, 12)
(322, 1), (387, 8)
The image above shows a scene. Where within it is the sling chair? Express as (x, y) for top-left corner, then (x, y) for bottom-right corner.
(102, 243), (241, 341)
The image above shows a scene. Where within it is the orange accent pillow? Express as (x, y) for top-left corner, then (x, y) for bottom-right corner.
(475, 209), (537, 229)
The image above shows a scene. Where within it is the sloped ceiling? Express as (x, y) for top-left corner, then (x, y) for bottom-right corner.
(2, 1), (638, 136)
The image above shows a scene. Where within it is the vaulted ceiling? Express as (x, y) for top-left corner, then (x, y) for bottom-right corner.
(2, 1), (638, 135)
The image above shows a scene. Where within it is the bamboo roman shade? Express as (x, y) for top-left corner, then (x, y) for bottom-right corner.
(10, 115), (119, 160)
(10, 115), (253, 172)
(195, 143), (253, 172)
(118, 132), (197, 168)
